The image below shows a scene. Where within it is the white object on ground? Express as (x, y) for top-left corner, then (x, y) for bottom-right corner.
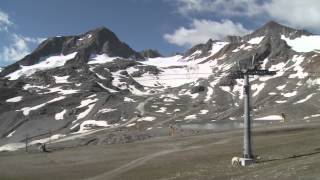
(254, 115), (283, 121)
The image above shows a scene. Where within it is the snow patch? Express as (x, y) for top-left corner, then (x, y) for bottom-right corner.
(294, 93), (315, 104)
(53, 76), (70, 84)
(160, 94), (179, 100)
(98, 108), (117, 113)
(282, 91), (297, 98)
(6, 130), (16, 138)
(304, 114), (320, 119)
(252, 83), (265, 97)
(184, 114), (197, 120)
(138, 116), (156, 122)
(77, 97), (98, 108)
(126, 123), (136, 127)
(29, 134), (66, 145)
(163, 98), (175, 102)
(142, 55), (183, 67)
(276, 84), (286, 90)
(134, 55), (217, 88)
(46, 87), (80, 95)
(287, 55), (308, 79)
(95, 73), (107, 80)
(129, 85), (150, 96)
(183, 90), (199, 99)
(78, 120), (111, 133)
(260, 58), (269, 69)
(281, 35), (320, 52)
(19, 96), (65, 116)
(248, 36), (264, 44)
(210, 42), (229, 56)
(254, 115), (283, 121)
(6, 96), (23, 103)
(156, 107), (167, 113)
(6, 52), (77, 80)
(307, 78), (320, 86)
(275, 100), (287, 104)
(76, 104), (95, 121)
(88, 54), (118, 64)
(55, 109), (66, 120)
(232, 44), (252, 52)
(220, 86), (235, 96)
(74, 97), (98, 122)
(0, 143), (24, 152)
(199, 110), (209, 115)
(205, 86), (214, 102)
(96, 82), (118, 93)
(124, 97), (136, 102)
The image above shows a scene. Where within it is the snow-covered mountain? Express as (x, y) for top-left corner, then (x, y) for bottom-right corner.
(1, 21), (320, 151)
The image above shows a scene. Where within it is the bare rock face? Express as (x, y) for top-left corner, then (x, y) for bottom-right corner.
(191, 85), (206, 94)
(0, 26), (143, 77)
(244, 21), (311, 40)
(183, 39), (217, 59)
(1, 21), (320, 149)
(139, 49), (162, 58)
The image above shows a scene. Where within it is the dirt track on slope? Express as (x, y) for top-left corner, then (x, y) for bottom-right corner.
(1, 121), (320, 180)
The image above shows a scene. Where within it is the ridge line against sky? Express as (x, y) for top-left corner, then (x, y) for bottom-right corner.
(1, 0), (320, 66)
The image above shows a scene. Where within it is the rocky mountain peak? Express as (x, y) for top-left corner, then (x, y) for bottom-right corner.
(1, 20), (320, 156)
(63, 26), (143, 59)
(247, 21), (311, 39)
(183, 39), (217, 58)
(0, 26), (143, 77)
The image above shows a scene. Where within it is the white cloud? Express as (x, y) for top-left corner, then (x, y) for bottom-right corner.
(0, 10), (45, 63)
(164, 19), (250, 47)
(171, 0), (262, 17)
(0, 34), (45, 62)
(169, 0), (320, 32)
(0, 10), (12, 32)
(264, 0), (320, 31)
(0, 10), (12, 26)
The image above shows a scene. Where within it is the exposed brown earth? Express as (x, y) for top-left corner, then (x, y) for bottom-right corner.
(1, 121), (320, 180)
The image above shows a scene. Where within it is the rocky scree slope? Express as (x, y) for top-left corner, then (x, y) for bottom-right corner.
(1, 21), (320, 150)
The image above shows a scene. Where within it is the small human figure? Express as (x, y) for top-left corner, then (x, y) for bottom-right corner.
(169, 124), (173, 136)
(281, 113), (286, 123)
(39, 143), (48, 153)
(169, 124), (176, 136)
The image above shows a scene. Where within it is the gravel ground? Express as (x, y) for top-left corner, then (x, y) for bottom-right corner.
(1, 121), (320, 180)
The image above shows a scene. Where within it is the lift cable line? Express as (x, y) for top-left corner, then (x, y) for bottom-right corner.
(224, 56), (276, 166)
(110, 70), (320, 80)
(112, 73), (320, 82)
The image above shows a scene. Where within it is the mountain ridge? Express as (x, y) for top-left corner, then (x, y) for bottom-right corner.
(1, 21), (320, 151)
(0, 26), (143, 77)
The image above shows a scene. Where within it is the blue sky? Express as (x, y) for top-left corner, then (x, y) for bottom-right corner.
(0, 0), (320, 66)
